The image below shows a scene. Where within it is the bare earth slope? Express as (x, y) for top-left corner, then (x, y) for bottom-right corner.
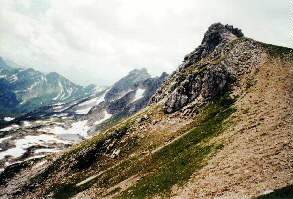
(171, 49), (292, 199)
(0, 23), (292, 199)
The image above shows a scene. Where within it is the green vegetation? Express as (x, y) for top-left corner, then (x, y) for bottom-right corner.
(29, 92), (236, 199)
(257, 42), (293, 59)
(117, 93), (236, 198)
(256, 185), (293, 199)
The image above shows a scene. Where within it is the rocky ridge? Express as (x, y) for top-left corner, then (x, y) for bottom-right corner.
(150, 23), (252, 113)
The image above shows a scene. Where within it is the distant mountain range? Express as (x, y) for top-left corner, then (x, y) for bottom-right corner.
(0, 66), (168, 169)
(8, 68), (168, 133)
(0, 57), (97, 116)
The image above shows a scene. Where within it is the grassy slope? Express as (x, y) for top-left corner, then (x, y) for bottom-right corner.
(117, 94), (236, 199)
(48, 93), (236, 199)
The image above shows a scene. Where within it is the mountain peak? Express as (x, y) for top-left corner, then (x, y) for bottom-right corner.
(183, 23), (244, 66)
(123, 68), (151, 82)
(201, 23), (243, 51)
(128, 68), (149, 76)
(46, 72), (59, 77)
(105, 68), (151, 101)
(202, 23), (243, 43)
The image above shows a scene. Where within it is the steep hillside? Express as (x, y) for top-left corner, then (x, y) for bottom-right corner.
(0, 23), (292, 199)
(0, 59), (97, 117)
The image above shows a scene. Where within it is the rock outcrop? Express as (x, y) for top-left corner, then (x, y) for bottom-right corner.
(151, 23), (255, 113)
(182, 23), (243, 69)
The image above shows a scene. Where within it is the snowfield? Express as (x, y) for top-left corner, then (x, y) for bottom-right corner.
(132, 88), (145, 102)
(0, 134), (70, 159)
(46, 120), (91, 138)
(75, 89), (109, 115)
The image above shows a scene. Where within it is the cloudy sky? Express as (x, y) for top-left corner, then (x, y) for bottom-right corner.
(0, 0), (290, 86)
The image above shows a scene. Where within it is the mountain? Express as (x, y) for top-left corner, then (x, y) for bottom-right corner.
(0, 68), (168, 169)
(0, 23), (292, 199)
(105, 68), (151, 101)
(87, 68), (168, 133)
(0, 59), (97, 117)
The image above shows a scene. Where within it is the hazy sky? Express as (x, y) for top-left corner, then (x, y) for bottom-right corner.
(0, 0), (290, 86)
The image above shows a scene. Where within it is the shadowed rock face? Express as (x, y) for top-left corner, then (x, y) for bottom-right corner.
(163, 66), (230, 113)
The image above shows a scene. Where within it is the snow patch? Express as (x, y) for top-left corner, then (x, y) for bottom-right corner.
(76, 174), (100, 186)
(94, 111), (112, 125)
(132, 88), (145, 102)
(75, 107), (92, 115)
(0, 134), (70, 160)
(0, 136), (12, 144)
(3, 117), (14, 121)
(0, 125), (19, 131)
(54, 102), (65, 106)
(46, 120), (90, 138)
(78, 89), (108, 107)
(78, 98), (97, 107)
(23, 121), (31, 127)
(27, 81), (38, 91)
(262, 190), (273, 195)
(9, 74), (18, 82)
(33, 159), (47, 168)
(53, 82), (63, 100)
(75, 89), (109, 115)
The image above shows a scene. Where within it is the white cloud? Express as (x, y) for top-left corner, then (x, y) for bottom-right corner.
(0, 0), (290, 86)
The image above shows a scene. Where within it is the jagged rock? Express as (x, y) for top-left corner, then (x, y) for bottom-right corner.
(163, 65), (230, 113)
(182, 23), (243, 70)
(151, 23), (262, 113)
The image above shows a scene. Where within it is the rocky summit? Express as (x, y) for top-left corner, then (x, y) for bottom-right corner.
(0, 23), (292, 199)
(150, 23), (246, 113)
